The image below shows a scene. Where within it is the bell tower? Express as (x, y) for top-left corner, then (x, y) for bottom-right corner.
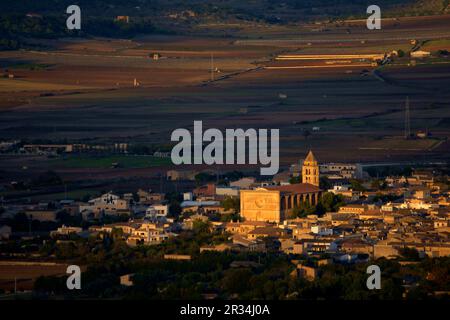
(302, 150), (319, 187)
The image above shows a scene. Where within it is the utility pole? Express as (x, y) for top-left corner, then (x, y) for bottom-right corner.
(210, 53), (214, 82)
(404, 96), (411, 139)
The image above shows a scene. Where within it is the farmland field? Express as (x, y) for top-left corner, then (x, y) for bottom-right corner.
(0, 14), (449, 183)
(51, 155), (172, 169)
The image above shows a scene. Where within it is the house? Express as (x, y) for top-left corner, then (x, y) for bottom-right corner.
(328, 185), (360, 201)
(180, 200), (222, 215)
(90, 219), (173, 245)
(89, 221), (140, 235)
(193, 183), (216, 198)
(50, 225), (83, 237)
(137, 189), (165, 204)
(60, 201), (80, 216)
(232, 234), (266, 252)
(340, 239), (373, 255)
(291, 264), (318, 281)
(246, 226), (287, 239)
(200, 243), (234, 253)
(320, 163), (364, 179)
(82, 192), (130, 215)
(151, 53), (161, 60)
(224, 221), (271, 235)
(273, 171), (291, 185)
(164, 254), (191, 261)
(333, 253), (369, 264)
(182, 214), (213, 230)
(26, 13), (43, 19)
(126, 226), (170, 246)
(25, 210), (58, 222)
(166, 170), (197, 181)
(338, 204), (366, 215)
(145, 204), (169, 217)
(215, 186), (239, 198)
(410, 50), (431, 58)
(23, 144), (73, 154)
(240, 184), (321, 223)
(292, 239), (338, 255)
(311, 225), (333, 236)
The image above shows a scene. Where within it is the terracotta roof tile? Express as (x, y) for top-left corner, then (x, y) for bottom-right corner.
(266, 183), (320, 194)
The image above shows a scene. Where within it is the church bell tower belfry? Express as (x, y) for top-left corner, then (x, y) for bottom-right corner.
(302, 150), (319, 187)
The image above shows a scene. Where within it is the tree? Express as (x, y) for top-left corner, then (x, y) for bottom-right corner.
(193, 221), (211, 234)
(371, 179), (387, 190)
(195, 172), (216, 186)
(438, 49), (449, 57)
(12, 212), (29, 232)
(169, 202), (181, 218)
(349, 179), (366, 192)
(57, 210), (82, 226)
(166, 192), (182, 218)
(399, 247), (420, 261)
(220, 212), (241, 222)
(317, 192), (345, 214)
(220, 197), (240, 213)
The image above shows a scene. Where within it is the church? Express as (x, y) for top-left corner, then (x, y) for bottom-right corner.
(240, 150), (322, 223)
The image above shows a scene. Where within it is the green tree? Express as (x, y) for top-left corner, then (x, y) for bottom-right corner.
(349, 179), (366, 191)
(221, 268), (253, 295)
(320, 177), (332, 190)
(316, 192), (345, 214)
(193, 220), (211, 234)
(293, 201), (316, 217)
(289, 176), (301, 184)
(220, 197), (240, 213)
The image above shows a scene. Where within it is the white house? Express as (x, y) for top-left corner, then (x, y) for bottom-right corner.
(311, 225), (333, 236)
(145, 204), (169, 217)
(80, 192), (130, 215)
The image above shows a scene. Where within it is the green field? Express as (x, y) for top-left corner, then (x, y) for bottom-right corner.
(52, 155), (171, 169)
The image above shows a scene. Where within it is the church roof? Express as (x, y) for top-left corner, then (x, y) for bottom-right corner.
(305, 150), (317, 163)
(267, 183), (320, 194)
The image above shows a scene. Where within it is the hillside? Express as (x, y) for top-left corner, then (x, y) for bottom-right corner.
(0, 0), (449, 49)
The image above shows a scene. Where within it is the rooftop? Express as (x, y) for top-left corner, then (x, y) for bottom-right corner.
(266, 183), (320, 194)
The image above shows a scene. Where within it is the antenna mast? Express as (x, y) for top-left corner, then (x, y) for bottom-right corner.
(404, 97), (411, 139)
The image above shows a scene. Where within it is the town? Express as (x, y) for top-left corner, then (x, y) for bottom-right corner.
(0, 148), (448, 299)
